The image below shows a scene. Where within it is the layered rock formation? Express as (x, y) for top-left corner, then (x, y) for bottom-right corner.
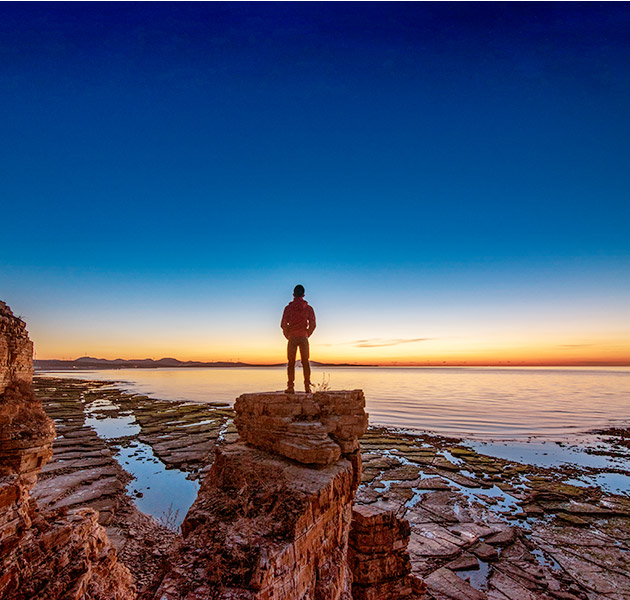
(0, 301), (135, 600)
(159, 442), (357, 599)
(349, 505), (425, 600)
(235, 390), (369, 465)
(156, 390), (372, 599)
(0, 301), (33, 394)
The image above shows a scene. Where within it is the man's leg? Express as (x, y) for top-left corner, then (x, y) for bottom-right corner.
(298, 337), (311, 392)
(286, 338), (298, 393)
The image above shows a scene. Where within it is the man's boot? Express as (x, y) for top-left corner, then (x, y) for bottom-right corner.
(285, 383), (295, 394)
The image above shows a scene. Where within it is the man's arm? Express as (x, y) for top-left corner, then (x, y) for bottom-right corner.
(281, 306), (290, 339)
(307, 306), (316, 337)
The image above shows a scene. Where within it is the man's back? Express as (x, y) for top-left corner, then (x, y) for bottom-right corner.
(281, 297), (316, 339)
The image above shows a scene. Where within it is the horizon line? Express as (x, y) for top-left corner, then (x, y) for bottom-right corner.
(34, 356), (630, 368)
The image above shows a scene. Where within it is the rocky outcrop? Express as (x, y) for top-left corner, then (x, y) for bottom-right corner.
(0, 301), (135, 600)
(234, 390), (368, 465)
(0, 301), (33, 394)
(155, 390), (370, 599)
(349, 505), (425, 600)
(158, 443), (357, 599)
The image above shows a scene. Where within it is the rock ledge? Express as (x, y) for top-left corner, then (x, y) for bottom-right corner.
(235, 390), (369, 465)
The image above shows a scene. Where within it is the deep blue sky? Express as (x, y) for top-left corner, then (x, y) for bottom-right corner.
(1, 2), (629, 363)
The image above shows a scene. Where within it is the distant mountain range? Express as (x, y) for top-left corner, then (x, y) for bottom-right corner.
(34, 356), (366, 370)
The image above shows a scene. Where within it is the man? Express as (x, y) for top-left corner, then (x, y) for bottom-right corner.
(281, 284), (316, 393)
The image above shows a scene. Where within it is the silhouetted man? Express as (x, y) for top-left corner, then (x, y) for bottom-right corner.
(281, 284), (316, 393)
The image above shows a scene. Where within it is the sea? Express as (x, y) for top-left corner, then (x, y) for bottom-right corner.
(40, 366), (630, 440)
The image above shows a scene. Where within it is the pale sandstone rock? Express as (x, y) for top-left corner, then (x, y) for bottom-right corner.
(234, 390), (368, 465)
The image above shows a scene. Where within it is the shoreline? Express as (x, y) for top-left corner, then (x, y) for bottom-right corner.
(33, 375), (630, 598)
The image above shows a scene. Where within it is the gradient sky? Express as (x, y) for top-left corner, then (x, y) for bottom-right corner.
(1, 2), (629, 365)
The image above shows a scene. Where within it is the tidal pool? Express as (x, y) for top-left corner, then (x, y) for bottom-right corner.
(115, 441), (200, 528)
(84, 396), (200, 528)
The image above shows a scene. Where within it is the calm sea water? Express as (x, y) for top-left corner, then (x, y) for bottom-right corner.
(41, 366), (630, 441)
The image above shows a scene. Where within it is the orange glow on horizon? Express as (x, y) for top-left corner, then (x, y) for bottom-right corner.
(31, 315), (630, 368)
(36, 344), (630, 367)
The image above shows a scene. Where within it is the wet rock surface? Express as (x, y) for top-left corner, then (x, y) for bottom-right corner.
(32, 376), (228, 596)
(588, 427), (630, 454)
(357, 428), (630, 599)
(127, 393), (232, 474)
(33, 379), (127, 524)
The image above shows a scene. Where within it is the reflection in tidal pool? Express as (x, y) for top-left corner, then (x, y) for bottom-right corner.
(85, 398), (200, 528)
(116, 442), (200, 528)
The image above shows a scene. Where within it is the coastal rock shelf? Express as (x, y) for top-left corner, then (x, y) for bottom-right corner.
(27, 374), (630, 600)
(0, 301), (134, 600)
(33, 380), (126, 524)
(357, 428), (630, 600)
(133, 398), (233, 474)
(27, 378), (630, 600)
(32, 373), (235, 595)
(77, 382), (233, 476)
(18, 365), (629, 598)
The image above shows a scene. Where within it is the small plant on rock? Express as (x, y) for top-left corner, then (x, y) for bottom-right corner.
(314, 373), (331, 392)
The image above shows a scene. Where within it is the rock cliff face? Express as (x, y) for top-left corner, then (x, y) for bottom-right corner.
(0, 301), (135, 600)
(156, 391), (368, 599)
(0, 301), (33, 395)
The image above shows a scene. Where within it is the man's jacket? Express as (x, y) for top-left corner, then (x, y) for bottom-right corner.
(281, 297), (316, 339)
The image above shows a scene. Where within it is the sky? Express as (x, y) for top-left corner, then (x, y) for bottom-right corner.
(1, 2), (629, 366)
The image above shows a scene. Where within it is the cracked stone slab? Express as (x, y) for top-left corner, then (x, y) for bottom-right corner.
(424, 566), (487, 600)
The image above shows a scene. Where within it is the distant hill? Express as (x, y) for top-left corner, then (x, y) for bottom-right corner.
(34, 356), (369, 370)
(35, 356), (265, 369)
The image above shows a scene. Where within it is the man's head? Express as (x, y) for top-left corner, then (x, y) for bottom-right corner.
(293, 284), (305, 297)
